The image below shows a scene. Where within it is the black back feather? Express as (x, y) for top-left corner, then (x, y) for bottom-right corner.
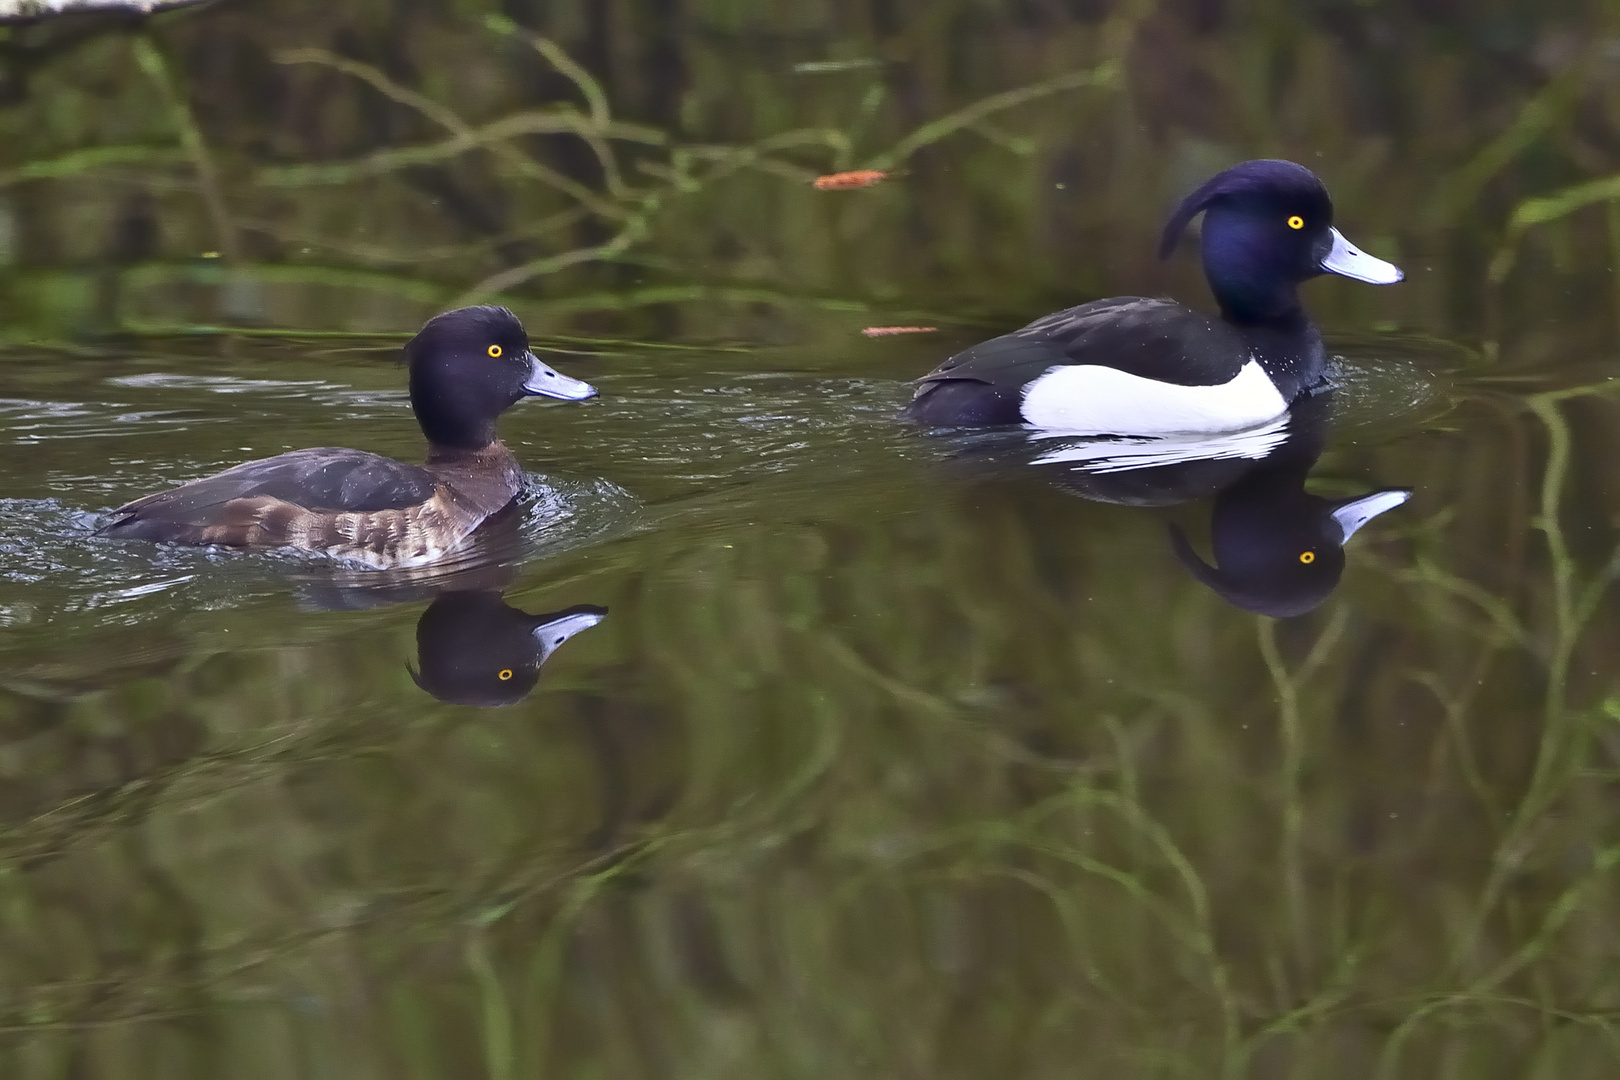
(914, 298), (1250, 396)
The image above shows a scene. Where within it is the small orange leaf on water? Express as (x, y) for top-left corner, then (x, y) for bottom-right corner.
(814, 169), (889, 190)
(861, 326), (938, 337)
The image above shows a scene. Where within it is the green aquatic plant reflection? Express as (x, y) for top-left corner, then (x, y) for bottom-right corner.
(0, 365), (1616, 1075)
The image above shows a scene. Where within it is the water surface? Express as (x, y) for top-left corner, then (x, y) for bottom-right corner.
(2, 1), (1620, 1077)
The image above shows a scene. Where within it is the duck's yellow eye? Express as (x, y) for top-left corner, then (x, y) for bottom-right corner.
(1287, 215), (1305, 230)
(498, 669), (513, 681)
(1299, 551), (1316, 564)
(487, 344), (503, 358)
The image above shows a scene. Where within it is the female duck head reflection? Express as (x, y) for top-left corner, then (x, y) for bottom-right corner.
(409, 591), (607, 706)
(1020, 392), (1409, 617)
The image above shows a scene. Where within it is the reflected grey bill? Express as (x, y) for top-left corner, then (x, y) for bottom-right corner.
(1332, 489), (1411, 542)
(523, 353), (598, 400)
(534, 609), (607, 660)
(1320, 227), (1403, 284)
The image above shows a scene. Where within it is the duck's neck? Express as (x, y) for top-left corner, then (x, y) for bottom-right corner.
(409, 368), (498, 450)
(424, 440), (525, 514)
(1237, 317), (1326, 402)
(1203, 259), (1307, 327)
(1212, 285), (1307, 327)
(1199, 211), (1309, 326)
(1196, 217), (1324, 396)
(425, 439), (512, 462)
(415, 412), (496, 451)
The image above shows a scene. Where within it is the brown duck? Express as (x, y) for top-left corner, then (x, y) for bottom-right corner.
(96, 306), (597, 568)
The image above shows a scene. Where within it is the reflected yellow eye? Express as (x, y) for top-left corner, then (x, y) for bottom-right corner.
(1287, 215), (1304, 230)
(1299, 551), (1316, 564)
(498, 669), (513, 681)
(488, 344), (503, 358)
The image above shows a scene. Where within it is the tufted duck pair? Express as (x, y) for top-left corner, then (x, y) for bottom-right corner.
(98, 160), (1399, 569)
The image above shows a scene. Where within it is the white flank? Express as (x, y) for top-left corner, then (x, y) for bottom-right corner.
(1029, 412), (1292, 473)
(1020, 357), (1288, 436)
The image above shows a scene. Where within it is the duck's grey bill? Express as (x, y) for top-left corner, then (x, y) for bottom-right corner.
(534, 610), (607, 659)
(1332, 489), (1411, 542)
(1320, 228), (1403, 284)
(523, 353), (597, 400)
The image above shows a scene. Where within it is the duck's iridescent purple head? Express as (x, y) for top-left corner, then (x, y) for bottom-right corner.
(1159, 160), (1401, 322)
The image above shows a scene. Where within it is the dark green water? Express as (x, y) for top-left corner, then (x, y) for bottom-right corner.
(3, 0), (1620, 1076)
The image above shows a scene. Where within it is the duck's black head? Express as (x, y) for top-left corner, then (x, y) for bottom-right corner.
(405, 306), (597, 451)
(410, 591), (608, 707)
(1159, 160), (1402, 324)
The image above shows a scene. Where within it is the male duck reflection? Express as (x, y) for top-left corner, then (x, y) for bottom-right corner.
(97, 306), (596, 569)
(1165, 440), (1409, 618)
(1027, 395), (1408, 616)
(907, 160), (1402, 433)
(410, 591), (606, 707)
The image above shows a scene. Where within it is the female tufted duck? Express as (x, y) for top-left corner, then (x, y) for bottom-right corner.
(96, 306), (596, 569)
(410, 591), (607, 706)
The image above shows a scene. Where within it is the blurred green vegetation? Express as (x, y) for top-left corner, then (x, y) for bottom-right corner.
(3, 0), (1620, 1077)
(0, 0), (1616, 353)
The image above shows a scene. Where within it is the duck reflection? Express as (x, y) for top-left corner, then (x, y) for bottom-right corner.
(1016, 393), (1409, 616)
(409, 591), (607, 707)
(1165, 456), (1408, 617)
(286, 508), (607, 704)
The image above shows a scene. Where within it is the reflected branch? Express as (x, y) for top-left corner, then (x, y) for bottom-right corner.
(1448, 392), (1610, 976)
(455, 211), (654, 304)
(0, 143), (187, 187)
(483, 14), (630, 198)
(253, 110), (657, 218)
(865, 63), (1120, 172)
(132, 35), (239, 263)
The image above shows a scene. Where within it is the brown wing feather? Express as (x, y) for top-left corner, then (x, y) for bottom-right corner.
(97, 448), (497, 568)
(104, 487), (488, 568)
(104, 447), (439, 519)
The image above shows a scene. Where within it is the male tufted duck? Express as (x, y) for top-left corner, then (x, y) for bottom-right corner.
(905, 160), (1402, 433)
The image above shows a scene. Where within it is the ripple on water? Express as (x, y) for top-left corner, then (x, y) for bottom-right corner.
(1, 374), (414, 450)
(106, 373), (336, 393)
(1325, 338), (1462, 441)
(0, 497), (242, 627)
(0, 396), (224, 443)
(108, 372), (412, 417)
(573, 373), (915, 488)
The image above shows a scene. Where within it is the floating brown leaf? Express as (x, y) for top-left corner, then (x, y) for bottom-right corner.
(813, 169), (889, 190)
(861, 325), (938, 337)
